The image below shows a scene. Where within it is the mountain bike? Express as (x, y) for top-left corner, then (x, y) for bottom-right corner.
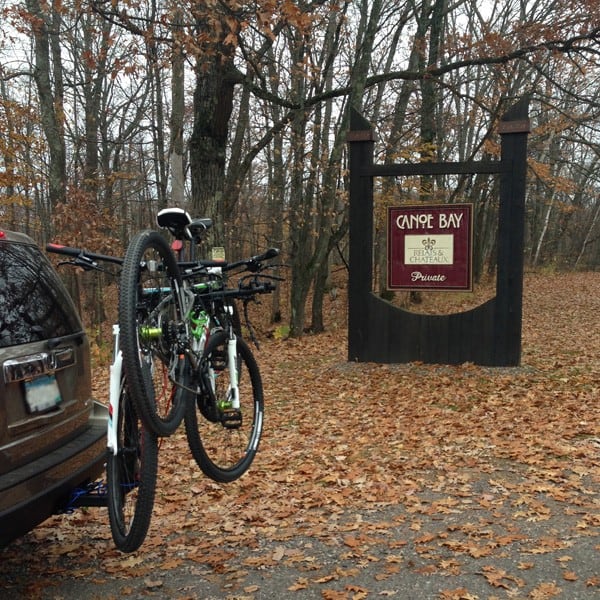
(179, 257), (278, 481)
(121, 208), (280, 480)
(46, 244), (158, 553)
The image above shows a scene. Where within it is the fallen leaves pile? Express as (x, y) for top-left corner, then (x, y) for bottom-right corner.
(1, 271), (598, 599)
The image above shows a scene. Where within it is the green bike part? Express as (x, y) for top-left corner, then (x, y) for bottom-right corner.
(139, 326), (162, 340)
(189, 310), (210, 340)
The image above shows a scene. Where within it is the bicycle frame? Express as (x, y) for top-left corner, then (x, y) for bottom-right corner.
(183, 283), (242, 414)
(174, 258), (278, 421)
(136, 268), (244, 419)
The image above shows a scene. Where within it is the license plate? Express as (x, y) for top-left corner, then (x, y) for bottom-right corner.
(24, 374), (62, 413)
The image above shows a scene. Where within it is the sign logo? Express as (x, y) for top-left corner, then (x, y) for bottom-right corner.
(387, 204), (473, 291)
(405, 234), (453, 265)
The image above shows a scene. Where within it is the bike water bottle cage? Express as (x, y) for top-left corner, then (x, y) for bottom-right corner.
(157, 207), (212, 242)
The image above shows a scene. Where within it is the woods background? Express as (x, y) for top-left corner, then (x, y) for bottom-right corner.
(1, 0), (599, 339)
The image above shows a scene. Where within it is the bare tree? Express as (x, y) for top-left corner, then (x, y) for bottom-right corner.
(25, 0), (67, 215)
(170, 8), (186, 207)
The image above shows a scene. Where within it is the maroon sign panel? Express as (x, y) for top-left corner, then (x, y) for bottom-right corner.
(387, 204), (473, 291)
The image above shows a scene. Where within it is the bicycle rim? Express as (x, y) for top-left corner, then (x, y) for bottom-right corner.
(119, 230), (188, 436)
(107, 376), (158, 552)
(184, 330), (264, 483)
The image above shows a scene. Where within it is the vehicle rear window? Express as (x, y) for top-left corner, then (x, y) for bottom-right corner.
(0, 241), (81, 347)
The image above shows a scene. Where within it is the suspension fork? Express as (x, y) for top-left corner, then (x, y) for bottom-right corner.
(107, 323), (122, 456)
(227, 330), (239, 410)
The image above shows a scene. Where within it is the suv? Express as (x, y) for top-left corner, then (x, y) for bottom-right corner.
(0, 229), (107, 546)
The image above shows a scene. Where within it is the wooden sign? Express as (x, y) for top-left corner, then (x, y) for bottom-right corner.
(387, 204), (473, 291)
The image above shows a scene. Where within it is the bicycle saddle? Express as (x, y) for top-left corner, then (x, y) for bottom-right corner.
(157, 208), (212, 241)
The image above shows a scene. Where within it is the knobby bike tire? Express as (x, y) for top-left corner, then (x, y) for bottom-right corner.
(107, 375), (158, 553)
(184, 329), (264, 483)
(119, 230), (188, 436)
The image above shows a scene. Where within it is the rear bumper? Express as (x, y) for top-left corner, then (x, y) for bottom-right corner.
(0, 401), (108, 546)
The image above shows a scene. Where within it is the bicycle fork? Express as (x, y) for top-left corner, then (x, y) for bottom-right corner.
(202, 332), (242, 429)
(107, 323), (122, 456)
(227, 334), (239, 410)
(189, 307), (240, 411)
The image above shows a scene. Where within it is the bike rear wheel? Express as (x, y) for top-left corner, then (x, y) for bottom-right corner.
(184, 329), (264, 483)
(119, 230), (188, 436)
(107, 375), (158, 553)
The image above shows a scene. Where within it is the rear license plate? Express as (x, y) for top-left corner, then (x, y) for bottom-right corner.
(24, 374), (62, 413)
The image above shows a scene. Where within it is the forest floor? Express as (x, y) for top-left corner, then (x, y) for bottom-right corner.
(1, 271), (599, 600)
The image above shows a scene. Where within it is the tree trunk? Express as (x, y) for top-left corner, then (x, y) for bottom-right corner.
(26, 0), (67, 210)
(170, 9), (185, 208)
(264, 53), (285, 323)
(288, 108), (311, 336)
(224, 75), (252, 257)
(151, 50), (168, 210)
(575, 198), (600, 268)
(419, 0), (446, 200)
(189, 48), (240, 245)
(377, 11), (431, 294)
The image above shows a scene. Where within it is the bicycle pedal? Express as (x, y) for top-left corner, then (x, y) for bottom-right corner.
(221, 409), (242, 429)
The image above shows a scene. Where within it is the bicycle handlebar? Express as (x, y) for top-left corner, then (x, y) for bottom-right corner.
(46, 243), (123, 266)
(46, 242), (279, 278)
(222, 247), (280, 273)
(179, 247), (280, 276)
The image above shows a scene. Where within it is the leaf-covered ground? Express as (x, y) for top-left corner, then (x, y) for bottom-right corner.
(1, 272), (599, 599)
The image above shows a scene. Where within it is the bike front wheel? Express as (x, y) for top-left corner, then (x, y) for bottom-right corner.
(184, 330), (264, 483)
(107, 375), (158, 553)
(119, 230), (188, 436)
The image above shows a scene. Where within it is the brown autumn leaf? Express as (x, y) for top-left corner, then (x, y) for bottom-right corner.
(343, 536), (361, 548)
(288, 578), (309, 591)
(529, 581), (562, 598)
(480, 565), (524, 589)
(414, 532), (437, 544)
(345, 583), (369, 595)
(160, 558), (183, 570)
(321, 590), (348, 600)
